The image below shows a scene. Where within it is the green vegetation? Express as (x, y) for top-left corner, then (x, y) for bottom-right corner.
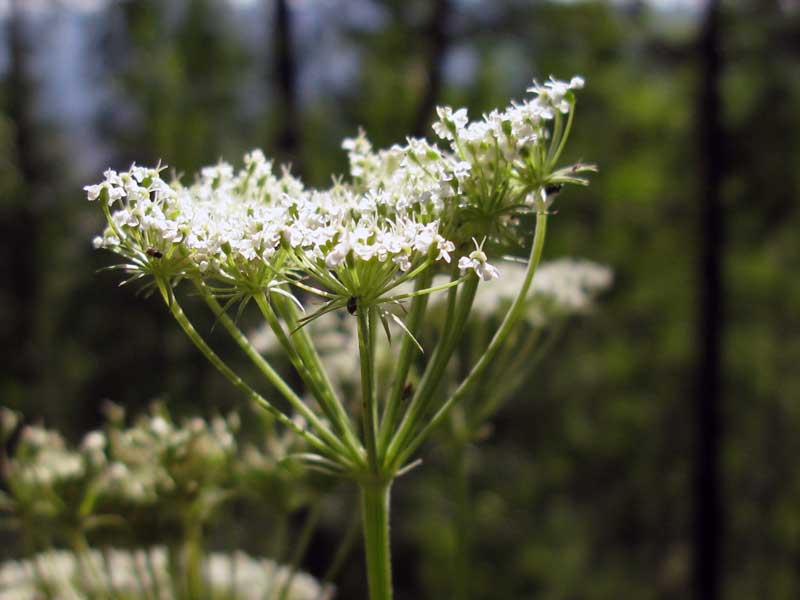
(1, 0), (798, 598)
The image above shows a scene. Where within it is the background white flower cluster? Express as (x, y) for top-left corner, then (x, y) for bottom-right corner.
(0, 548), (330, 600)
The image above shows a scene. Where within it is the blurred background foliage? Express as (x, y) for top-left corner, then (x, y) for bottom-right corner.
(0, 0), (798, 598)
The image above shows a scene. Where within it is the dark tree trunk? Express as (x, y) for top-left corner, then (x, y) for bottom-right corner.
(2, 0), (42, 391)
(693, 0), (724, 598)
(273, 0), (301, 171)
(412, 0), (450, 138)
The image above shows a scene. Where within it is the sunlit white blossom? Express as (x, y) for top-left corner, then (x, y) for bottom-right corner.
(88, 75), (592, 315)
(458, 239), (500, 282)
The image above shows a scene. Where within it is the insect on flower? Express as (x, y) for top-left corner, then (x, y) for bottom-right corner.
(146, 248), (163, 259)
(347, 296), (358, 315)
(545, 184), (563, 197)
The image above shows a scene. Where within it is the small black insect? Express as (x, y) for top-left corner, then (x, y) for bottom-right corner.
(347, 296), (358, 315)
(402, 382), (414, 401)
(146, 248), (163, 258)
(545, 183), (563, 196)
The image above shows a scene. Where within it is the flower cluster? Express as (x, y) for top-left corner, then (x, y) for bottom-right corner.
(0, 548), (331, 600)
(88, 77), (592, 315)
(0, 405), (331, 598)
(101, 407), (239, 505)
(0, 404), (318, 541)
(0, 420), (105, 525)
(84, 77), (597, 599)
(0, 408), (233, 532)
(429, 75), (593, 243)
(466, 258), (613, 325)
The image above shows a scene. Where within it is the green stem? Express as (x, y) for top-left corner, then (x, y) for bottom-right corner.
(255, 295), (339, 416)
(360, 481), (393, 600)
(100, 546), (122, 600)
(546, 111), (565, 168)
(270, 293), (364, 461)
(470, 328), (543, 428)
(144, 547), (162, 600)
(377, 270), (433, 456)
(548, 102), (576, 170)
(167, 544), (184, 599)
(271, 514), (290, 565)
(183, 517), (204, 600)
(155, 281), (343, 465)
(395, 212), (548, 467)
(198, 282), (362, 466)
(229, 550), (238, 599)
(452, 443), (471, 600)
(276, 501), (323, 600)
(70, 529), (102, 595)
(385, 274), (479, 471)
(357, 305), (379, 469)
(478, 320), (564, 426)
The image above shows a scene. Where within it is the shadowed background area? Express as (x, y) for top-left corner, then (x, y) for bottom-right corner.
(1, 0), (799, 598)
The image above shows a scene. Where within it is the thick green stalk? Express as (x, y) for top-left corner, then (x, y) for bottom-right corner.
(360, 482), (393, 600)
(228, 551), (238, 599)
(271, 515), (290, 566)
(394, 212), (548, 467)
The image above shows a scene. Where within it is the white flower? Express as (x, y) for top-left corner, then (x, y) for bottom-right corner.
(107, 462), (129, 480)
(81, 431), (106, 452)
(458, 238), (500, 282)
(393, 253), (412, 272)
(325, 239), (351, 268)
(149, 416), (171, 437)
(436, 236), (455, 263)
(84, 180), (124, 204)
(526, 76), (585, 116)
(569, 75), (585, 89)
(433, 106), (468, 140)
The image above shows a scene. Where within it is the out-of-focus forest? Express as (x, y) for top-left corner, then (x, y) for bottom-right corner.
(0, 0), (799, 598)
